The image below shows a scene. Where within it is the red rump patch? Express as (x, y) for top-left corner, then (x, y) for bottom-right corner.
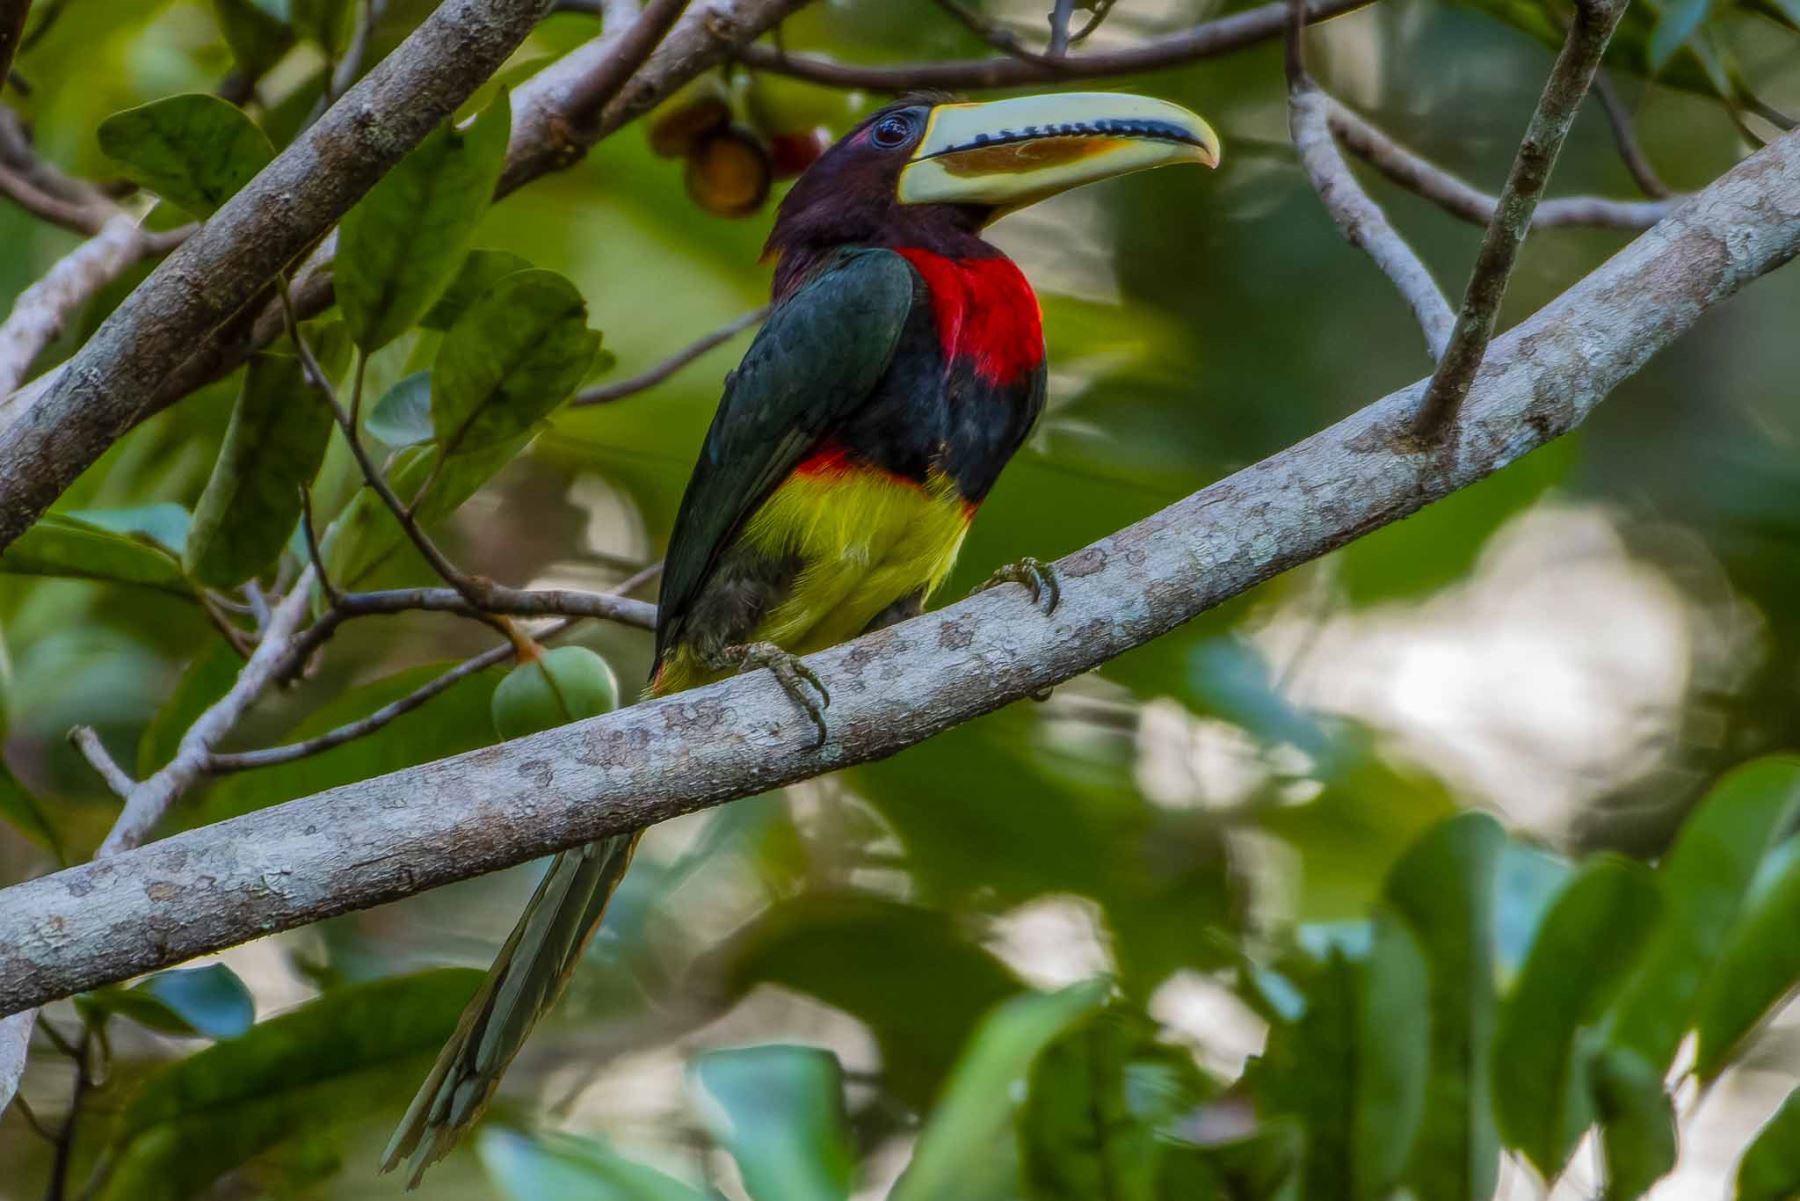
(896, 249), (1044, 387)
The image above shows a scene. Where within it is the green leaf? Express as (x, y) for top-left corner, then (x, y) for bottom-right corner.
(1256, 913), (1430, 1201)
(317, 433), (527, 591)
(1694, 838), (1800, 1080)
(1492, 857), (1661, 1179)
(716, 895), (1023, 1109)
(337, 93), (513, 353)
(691, 1046), (854, 1201)
(291, 0), (356, 55)
(2, 513), (193, 596)
(1163, 1121), (1302, 1201)
(0, 759), (61, 856)
(1382, 812), (1505, 1201)
(69, 504), (191, 555)
(183, 352), (333, 588)
(891, 980), (1111, 1201)
(432, 269), (600, 455)
(1020, 1006), (1208, 1201)
(138, 642), (241, 777)
(96, 969), (480, 1201)
(209, 0), (294, 80)
(364, 371), (435, 447)
(80, 964), (255, 1039)
(97, 94), (274, 218)
(1607, 756), (1800, 1071)
(1651, 0), (1712, 70)
(1737, 1087), (1800, 1201)
(479, 1129), (710, 1201)
(422, 249), (534, 331)
(1591, 1048), (1677, 1201)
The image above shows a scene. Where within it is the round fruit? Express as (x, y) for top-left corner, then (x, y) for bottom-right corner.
(491, 645), (620, 741)
(768, 127), (831, 180)
(684, 126), (773, 218)
(647, 75), (733, 159)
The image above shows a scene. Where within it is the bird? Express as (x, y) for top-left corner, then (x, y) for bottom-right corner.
(383, 89), (1220, 1185)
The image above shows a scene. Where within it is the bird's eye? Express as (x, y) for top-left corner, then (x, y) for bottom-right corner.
(870, 113), (915, 149)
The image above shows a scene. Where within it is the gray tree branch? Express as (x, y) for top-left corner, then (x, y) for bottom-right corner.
(0, 0), (557, 552)
(1325, 100), (1677, 231)
(2, 121), (1796, 1018)
(1408, 0), (1630, 442)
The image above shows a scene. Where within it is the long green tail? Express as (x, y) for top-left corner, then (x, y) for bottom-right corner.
(381, 830), (643, 1186)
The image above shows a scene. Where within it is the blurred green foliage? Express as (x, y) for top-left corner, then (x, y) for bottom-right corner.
(2, 0), (1799, 1197)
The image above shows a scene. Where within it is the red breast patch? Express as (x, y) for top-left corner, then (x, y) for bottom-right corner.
(895, 249), (1044, 387)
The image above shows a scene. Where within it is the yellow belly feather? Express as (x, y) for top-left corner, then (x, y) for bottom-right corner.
(656, 466), (971, 694)
(745, 466), (972, 651)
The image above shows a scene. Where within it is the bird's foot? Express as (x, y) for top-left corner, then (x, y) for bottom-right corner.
(709, 642), (830, 748)
(972, 555), (1061, 615)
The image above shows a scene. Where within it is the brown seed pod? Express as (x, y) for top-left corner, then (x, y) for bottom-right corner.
(647, 75), (732, 159)
(684, 125), (774, 218)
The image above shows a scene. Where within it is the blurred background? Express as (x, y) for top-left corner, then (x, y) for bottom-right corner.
(2, 0), (1799, 1196)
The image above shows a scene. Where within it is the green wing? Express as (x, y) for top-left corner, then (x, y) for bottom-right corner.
(654, 248), (919, 667)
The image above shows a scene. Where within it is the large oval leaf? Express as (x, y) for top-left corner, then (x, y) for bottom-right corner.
(422, 248), (533, 331)
(890, 980), (1111, 1201)
(337, 92), (512, 353)
(1737, 1087), (1800, 1201)
(1382, 812), (1505, 1201)
(184, 352), (334, 588)
(1492, 857), (1660, 1180)
(1255, 912), (1430, 1201)
(79, 964), (255, 1039)
(691, 1046), (854, 1201)
(479, 1129), (710, 1201)
(1694, 837), (1800, 1080)
(431, 269), (600, 455)
(95, 969), (480, 1201)
(97, 93), (274, 217)
(1, 513), (193, 596)
(1606, 756), (1800, 1072)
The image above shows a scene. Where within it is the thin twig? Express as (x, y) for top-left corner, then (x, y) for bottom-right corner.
(299, 486), (340, 607)
(738, 0), (1377, 91)
(0, 0), (31, 106)
(572, 307), (765, 406)
(279, 285), (494, 615)
(1591, 69), (1669, 198)
(11, 1092), (54, 1141)
(97, 574), (316, 856)
(208, 637), (530, 773)
(1047, 0), (1076, 55)
(1326, 100), (1678, 230)
(930, 0), (1063, 65)
(1068, 0), (1116, 44)
(558, 0), (689, 128)
(1285, 0), (1454, 360)
(66, 727), (135, 800)
(0, 216), (173, 398)
(1408, 0), (1632, 443)
(44, 1027), (88, 1201)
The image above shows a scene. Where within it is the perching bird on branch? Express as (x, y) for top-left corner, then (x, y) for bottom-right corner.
(384, 89), (1220, 1183)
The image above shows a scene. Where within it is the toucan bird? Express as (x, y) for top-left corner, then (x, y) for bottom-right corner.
(385, 90), (1220, 1184)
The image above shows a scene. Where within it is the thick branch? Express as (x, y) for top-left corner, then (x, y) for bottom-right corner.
(737, 0), (1374, 91)
(1326, 100), (1677, 231)
(1409, 0), (1630, 442)
(0, 0), (556, 552)
(3, 124), (1797, 1015)
(0, 0), (806, 548)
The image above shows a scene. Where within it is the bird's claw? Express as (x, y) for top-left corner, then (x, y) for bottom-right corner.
(973, 555), (1061, 615)
(712, 641), (830, 748)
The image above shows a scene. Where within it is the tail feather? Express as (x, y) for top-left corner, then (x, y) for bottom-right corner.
(382, 831), (642, 1186)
